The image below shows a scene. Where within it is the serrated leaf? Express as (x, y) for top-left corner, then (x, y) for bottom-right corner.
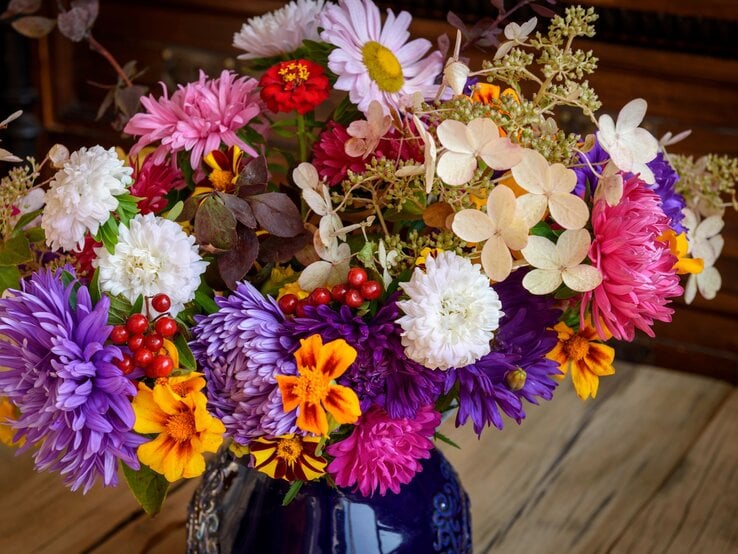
(0, 266), (21, 295)
(121, 462), (170, 516)
(217, 227), (259, 290)
(11, 15), (55, 39)
(172, 332), (197, 371)
(195, 196), (238, 250)
(0, 234), (31, 265)
(247, 193), (303, 238)
(219, 193), (256, 228)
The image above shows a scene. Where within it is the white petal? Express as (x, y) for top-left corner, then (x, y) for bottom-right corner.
(549, 193), (589, 230)
(467, 118), (501, 151)
(493, 41), (514, 60)
(629, 127), (659, 162)
(451, 209), (495, 243)
(436, 119), (474, 154)
(597, 115), (616, 145)
(481, 235), (513, 282)
(293, 162), (319, 191)
(487, 184), (517, 228)
(697, 266), (721, 300)
(684, 274), (697, 304)
(696, 215), (724, 239)
(562, 264), (602, 292)
(522, 268), (562, 295)
(521, 235), (559, 270)
(557, 228), (592, 266)
(298, 261), (332, 292)
(616, 98), (647, 131)
(478, 137), (522, 170)
(504, 22), (520, 40)
(516, 193), (547, 227)
(303, 189), (329, 216)
(519, 17), (538, 37)
(437, 151), (476, 186)
(548, 163), (578, 193)
(595, 173), (623, 206)
(511, 149), (548, 194)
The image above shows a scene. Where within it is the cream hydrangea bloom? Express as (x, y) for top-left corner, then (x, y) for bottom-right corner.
(521, 229), (602, 295)
(511, 148), (589, 229)
(683, 208), (724, 303)
(94, 213), (207, 316)
(436, 118), (522, 186)
(451, 184), (529, 282)
(397, 251), (503, 370)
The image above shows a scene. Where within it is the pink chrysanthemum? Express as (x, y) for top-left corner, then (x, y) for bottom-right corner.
(124, 70), (262, 170)
(326, 405), (440, 496)
(582, 175), (682, 341)
(130, 156), (185, 215)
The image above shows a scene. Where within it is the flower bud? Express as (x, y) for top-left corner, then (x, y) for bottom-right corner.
(505, 368), (527, 391)
(444, 60), (470, 96)
(48, 144), (70, 168)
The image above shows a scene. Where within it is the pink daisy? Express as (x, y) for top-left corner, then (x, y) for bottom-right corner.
(124, 70), (262, 171)
(130, 155), (185, 215)
(582, 175), (682, 341)
(326, 405), (440, 496)
(319, 0), (443, 115)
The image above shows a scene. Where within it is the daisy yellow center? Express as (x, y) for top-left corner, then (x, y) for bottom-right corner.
(166, 411), (197, 442)
(278, 61), (310, 90)
(294, 368), (330, 404)
(275, 436), (304, 464)
(208, 168), (235, 192)
(362, 41), (404, 93)
(563, 335), (590, 361)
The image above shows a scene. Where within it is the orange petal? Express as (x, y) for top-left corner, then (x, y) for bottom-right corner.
(584, 343), (616, 376)
(295, 335), (322, 371)
(276, 375), (302, 412)
(323, 385), (361, 424)
(316, 338), (357, 380)
(297, 402), (329, 436)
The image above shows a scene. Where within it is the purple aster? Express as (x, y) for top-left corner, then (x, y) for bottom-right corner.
(647, 152), (687, 233)
(0, 268), (143, 493)
(573, 139), (611, 197)
(445, 271), (562, 435)
(287, 298), (444, 419)
(190, 281), (299, 445)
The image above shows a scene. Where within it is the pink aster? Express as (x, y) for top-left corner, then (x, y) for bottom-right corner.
(326, 404), (440, 496)
(581, 175), (682, 341)
(124, 70), (262, 171)
(130, 156), (185, 215)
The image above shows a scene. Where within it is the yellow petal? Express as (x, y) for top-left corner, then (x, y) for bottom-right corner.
(295, 335), (322, 371)
(316, 338), (357, 380)
(297, 401), (328, 436)
(323, 385), (361, 424)
(132, 386), (168, 434)
(570, 359), (598, 400)
(276, 375), (302, 412)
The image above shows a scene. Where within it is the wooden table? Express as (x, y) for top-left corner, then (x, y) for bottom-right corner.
(1, 362), (736, 553)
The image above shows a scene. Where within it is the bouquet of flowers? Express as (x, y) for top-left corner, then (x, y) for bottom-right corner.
(1, 0), (736, 513)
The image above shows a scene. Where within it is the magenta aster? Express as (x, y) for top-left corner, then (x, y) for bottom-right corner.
(326, 405), (440, 496)
(130, 155), (185, 215)
(582, 175), (682, 341)
(124, 70), (262, 171)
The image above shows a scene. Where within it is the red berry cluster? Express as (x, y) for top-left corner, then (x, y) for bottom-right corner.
(277, 267), (382, 316)
(111, 294), (179, 379)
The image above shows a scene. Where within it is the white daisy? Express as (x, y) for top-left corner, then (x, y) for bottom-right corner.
(93, 213), (208, 316)
(319, 0), (443, 115)
(41, 145), (132, 251)
(233, 0), (325, 60)
(397, 251), (504, 370)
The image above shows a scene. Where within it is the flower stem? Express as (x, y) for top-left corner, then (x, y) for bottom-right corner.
(296, 114), (308, 162)
(87, 34), (133, 88)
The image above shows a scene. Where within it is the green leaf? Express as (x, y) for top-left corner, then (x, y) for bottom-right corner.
(23, 227), (45, 243)
(529, 221), (558, 241)
(282, 480), (304, 506)
(194, 289), (219, 315)
(164, 200), (184, 221)
(0, 234), (32, 265)
(12, 209), (42, 233)
(177, 151), (195, 187)
(0, 266), (21, 295)
(173, 332), (197, 371)
(108, 294), (134, 325)
(434, 431), (461, 450)
(90, 268), (101, 304)
(96, 217), (119, 255)
(121, 462), (170, 516)
(131, 294), (144, 314)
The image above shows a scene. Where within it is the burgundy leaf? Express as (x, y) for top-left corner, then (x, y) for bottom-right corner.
(114, 84), (147, 118)
(236, 156), (269, 197)
(177, 196), (200, 222)
(257, 231), (312, 264)
(217, 227), (259, 290)
(489, 0), (505, 12)
(530, 3), (557, 17)
(446, 11), (469, 35)
(247, 193), (303, 238)
(57, 0), (99, 42)
(194, 195), (237, 250)
(218, 192), (257, 228)
(2, 0), (41, 19)
(11, 16), (55, 38)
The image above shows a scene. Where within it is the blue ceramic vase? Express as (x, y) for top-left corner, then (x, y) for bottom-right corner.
(186, 447), (472, 553)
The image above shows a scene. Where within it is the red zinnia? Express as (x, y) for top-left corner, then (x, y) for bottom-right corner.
(259, 59), (330, 114)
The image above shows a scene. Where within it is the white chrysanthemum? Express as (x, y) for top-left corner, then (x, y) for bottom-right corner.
(233, 0), (325, 60)
(397, 251), (503, 370)
(93, 213), (208, 316)
(41, 145), (132, 251)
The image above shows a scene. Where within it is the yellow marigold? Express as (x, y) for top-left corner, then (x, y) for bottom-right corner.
(276, 334), (361, 436)
(415, 247), (444, 267)
(547, 321), (615, 400)
(0, 397), (24, 447)
(278, 280), (309, 300)
(659, 229), (704, 275)
(132, 372), (225, 482)
(250, 434), (327, 481)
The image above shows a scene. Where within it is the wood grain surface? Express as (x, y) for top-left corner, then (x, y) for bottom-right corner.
(0, 362), (734, 553)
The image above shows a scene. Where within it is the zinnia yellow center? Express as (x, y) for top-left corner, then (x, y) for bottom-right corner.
(278, 61), (310, 90)
(275, 436), (303, 464)
(208, 168), (235, 192)
(563, 335), (590, 361)
(361, 41), (404, 93)
(166, 411), (196, 442)
(294, 367), (330, 404)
